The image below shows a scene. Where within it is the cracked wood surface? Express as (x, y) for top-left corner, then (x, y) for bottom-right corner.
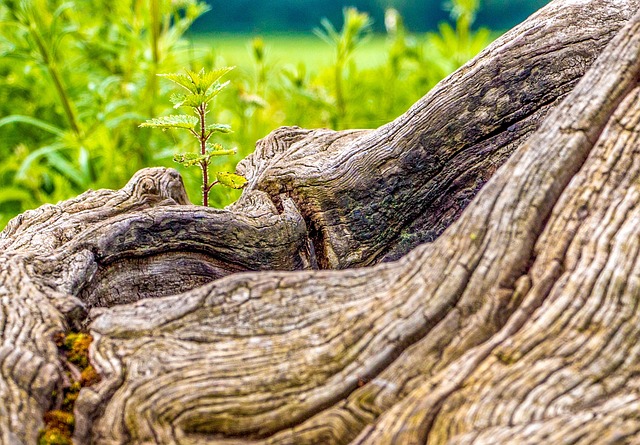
(1, 0), (640, 444)
(238, 0), (634, 268)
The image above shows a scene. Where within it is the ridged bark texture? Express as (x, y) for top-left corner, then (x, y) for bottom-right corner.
(1, 1), (639, 444)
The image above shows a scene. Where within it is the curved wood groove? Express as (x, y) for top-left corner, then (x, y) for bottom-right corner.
(0, 1), (639, 444)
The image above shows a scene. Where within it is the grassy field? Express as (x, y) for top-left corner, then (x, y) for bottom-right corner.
(189, 33), (389, 72)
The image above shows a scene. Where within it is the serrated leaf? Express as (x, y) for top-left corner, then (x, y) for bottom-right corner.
(216, 172), (247, 189)
(204, 66), (234, 85)
(206, 123), (232, 134)
(194, 67), (234, 93)
(205, 142), (236, 156)
(161, 67), (234, 95)
(204, 80), (230, 102)
(139, 115), (198, 130)
(184, 68), (204, 88)
(173, 152), (207, 167)
(170, 92), (187, 108)
(179, 92), (208, 108)
(157, 73), (197, 93)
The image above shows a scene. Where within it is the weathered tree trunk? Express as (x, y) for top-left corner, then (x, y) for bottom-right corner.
(2, 0), (640, 443)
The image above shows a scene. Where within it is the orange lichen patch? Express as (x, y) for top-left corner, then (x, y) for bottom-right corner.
(42, 331), (102, 444)
(62, 333), (93, 368)
(39, 410), (74, 445)
(80, 365), (101, 387)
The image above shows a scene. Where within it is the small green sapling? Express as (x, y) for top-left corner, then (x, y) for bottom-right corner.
(140, 67), (247, 206)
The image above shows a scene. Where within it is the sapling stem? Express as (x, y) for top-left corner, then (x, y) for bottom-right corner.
(198, 104), (209, 206)
(314, 8), (371, 130)
(140, 68), (247, 206)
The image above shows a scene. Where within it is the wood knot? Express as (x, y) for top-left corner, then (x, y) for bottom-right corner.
(125, 167), (190, 205)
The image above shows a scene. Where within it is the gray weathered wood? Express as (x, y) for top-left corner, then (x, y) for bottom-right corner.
(1, 0), (639, 444)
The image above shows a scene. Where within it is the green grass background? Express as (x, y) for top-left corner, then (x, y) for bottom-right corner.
(196, 33), (389, 70)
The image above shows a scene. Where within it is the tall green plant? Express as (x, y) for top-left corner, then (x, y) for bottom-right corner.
(140, 68), (247, 207)
(2, 0), (80, 132)
(314, 7), (372, 129)
(428, 0), (492, 73)
(382, 8), (421, 113)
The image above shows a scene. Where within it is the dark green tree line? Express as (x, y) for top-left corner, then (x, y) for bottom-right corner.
(191, 0), (550, 34)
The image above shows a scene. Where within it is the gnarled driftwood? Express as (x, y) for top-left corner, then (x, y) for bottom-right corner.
(1, 0), (640, 443)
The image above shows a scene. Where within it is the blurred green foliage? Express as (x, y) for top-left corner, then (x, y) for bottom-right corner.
(0, 0), (495, 229)
(314, 7), (373, 128)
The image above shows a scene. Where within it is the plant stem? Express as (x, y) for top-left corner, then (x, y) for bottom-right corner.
(150, 0), (161, 66)
(334, 60), (345, 129)
(205, 180), (218, 193)
(147, 0), (161, 119)
(29, 25), (80, 135)
(48, 62), (81, 135)
(198, 105), (209, 207)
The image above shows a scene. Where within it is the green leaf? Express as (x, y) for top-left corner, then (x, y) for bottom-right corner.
(170, 92), (187, 108)
(314, 18), (339, 45)
(216, 172), (247, 189)
(17, 142), (67, 180)
(46, 150), (89, 189)
(193, 66), (234, 93)
(0, 115), (65, 136)
(0, 186), (34, 204)
(205, 142), (236, 156)
(157, 68), (233, 107)
(173, 152), (207, 167)
(203, 66), (234, 85)
(157, 72), (196, 93)
(105, 111), (148, 129)
(206, 123), (232, 134)
(204, 80), (230, 102)
(180, 92), (208, 108)
(139, 115), (198, 130)
(184, 68), (204, 88)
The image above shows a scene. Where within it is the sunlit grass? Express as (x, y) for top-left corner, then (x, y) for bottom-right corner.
(189, 32), (388, 72)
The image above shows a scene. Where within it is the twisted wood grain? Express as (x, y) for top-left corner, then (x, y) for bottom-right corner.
(0, 1), (638, 444)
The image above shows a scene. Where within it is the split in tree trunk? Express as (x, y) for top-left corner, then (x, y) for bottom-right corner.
(1, 1), (640, 444)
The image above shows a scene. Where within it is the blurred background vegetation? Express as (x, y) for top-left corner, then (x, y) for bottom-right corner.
(0, 0), (549, 229)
